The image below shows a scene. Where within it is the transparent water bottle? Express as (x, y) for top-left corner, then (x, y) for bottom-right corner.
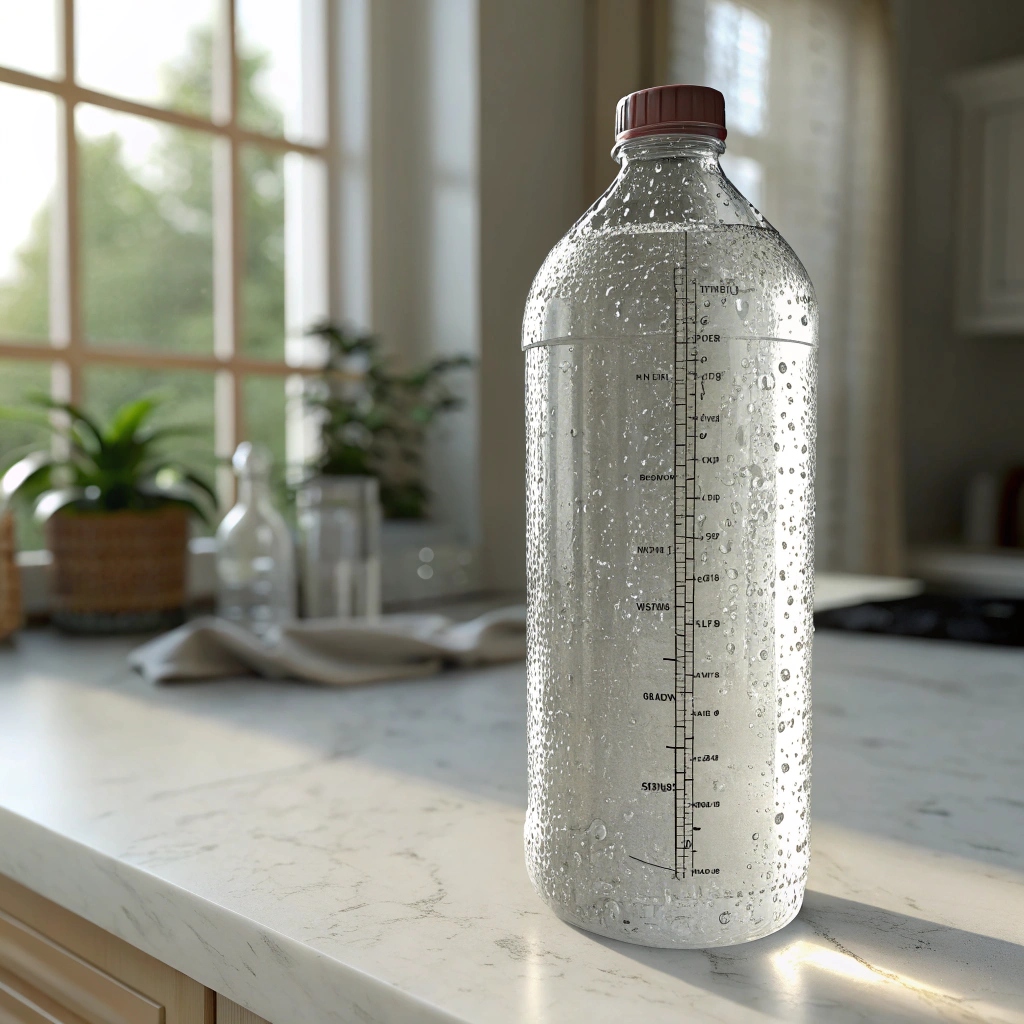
(523, 86), (816, 948)
(216, 442), (296, 636)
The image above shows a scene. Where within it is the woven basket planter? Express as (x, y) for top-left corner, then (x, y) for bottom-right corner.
(0, 511), (22, 640)
(46, 506), (189, 633)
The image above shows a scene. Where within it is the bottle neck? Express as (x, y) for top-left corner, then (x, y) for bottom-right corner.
(237, 471), (270, 505)
(612, 132), (726, 170)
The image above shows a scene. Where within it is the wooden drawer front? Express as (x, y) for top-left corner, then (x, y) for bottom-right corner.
(0, 910), (162, 1024)
(215, 997), (270, 1024)
(0, 961), (92, 1024)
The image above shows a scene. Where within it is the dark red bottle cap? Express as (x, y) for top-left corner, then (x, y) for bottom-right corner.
(615, 85), (727, 143)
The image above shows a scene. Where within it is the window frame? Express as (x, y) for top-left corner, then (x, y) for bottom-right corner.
(0, 0), (337, 502)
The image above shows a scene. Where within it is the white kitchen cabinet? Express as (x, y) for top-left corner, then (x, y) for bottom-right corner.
(951, 57), (1024, 334)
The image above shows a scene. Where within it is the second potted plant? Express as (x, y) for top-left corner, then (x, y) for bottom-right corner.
(296, 324), (471, 618)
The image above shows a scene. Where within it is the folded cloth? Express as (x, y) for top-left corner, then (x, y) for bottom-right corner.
(129, 606), (526, 686)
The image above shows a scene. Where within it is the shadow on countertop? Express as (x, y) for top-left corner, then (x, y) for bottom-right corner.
(589, 890), (1024, 1023)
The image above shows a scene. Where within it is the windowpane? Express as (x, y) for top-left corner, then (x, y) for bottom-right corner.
(242, 147), (328, 361)
(237, 0), (325, 143)
(242, 147), (284, 358)
(0, 1), (58, 79)
(76, 0), (216, 117)
(78, 105), (214, 351)
(0, 359), (55, 550)
(0, 85), (58, 344)
(705, 0), (771, 137)
(243, 374), (287, 476)
(83, 365), (217, 513)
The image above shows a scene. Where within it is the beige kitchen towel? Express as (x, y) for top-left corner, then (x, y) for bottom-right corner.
(129, 607), (526, 685)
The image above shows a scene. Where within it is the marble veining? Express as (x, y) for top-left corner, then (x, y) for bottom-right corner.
(0, 630), (1022, 1023)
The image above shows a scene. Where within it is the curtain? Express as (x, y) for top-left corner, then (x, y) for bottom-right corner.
(669, 0), (904, 574)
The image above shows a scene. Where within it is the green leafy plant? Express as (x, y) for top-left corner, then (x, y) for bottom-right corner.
(305, 322), (472, 519)
(0, 394), (215, 523)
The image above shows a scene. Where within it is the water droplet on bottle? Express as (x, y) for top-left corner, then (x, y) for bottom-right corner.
(781, 668), (790, 681)
(800, 315), (808, 325)
(719, 911), (731, 925)
(775, 812), (785, 824)
(727, 568), (738, 579)
(778, 362), (787, 373)
(759, 373), (775, 391)
(752, 833), (759, 841)
(602, 899), (621, 921)
(588, 819), (607, 841)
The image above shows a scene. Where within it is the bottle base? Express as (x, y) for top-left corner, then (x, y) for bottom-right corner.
(539, 887), (805, 950)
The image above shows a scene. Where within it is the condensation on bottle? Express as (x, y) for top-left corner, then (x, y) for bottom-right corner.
(522, 85), (817, 948)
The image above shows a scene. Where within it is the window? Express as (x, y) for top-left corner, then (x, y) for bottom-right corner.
(705, 0), (771, 138)
(671, 0), (770, 212)
(0, 0), (330, 526)
(669, 0), (904, 572)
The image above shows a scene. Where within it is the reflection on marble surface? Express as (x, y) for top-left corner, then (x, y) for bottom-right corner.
(0, 630), (1021, 1023)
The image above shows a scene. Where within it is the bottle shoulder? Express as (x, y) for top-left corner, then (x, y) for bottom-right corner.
(523, 218), (817, 350)
(216, 500), (292, 544)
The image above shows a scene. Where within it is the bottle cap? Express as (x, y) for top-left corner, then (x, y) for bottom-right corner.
(615, 85), (727, 143)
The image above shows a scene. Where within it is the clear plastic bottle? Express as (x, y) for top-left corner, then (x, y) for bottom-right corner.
(216, 442), (296, 636)
(523, 86), (816, 948)
(296, 475), (382, 619)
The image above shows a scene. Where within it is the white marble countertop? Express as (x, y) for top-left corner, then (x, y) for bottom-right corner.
(0, 628), (1021, 1024)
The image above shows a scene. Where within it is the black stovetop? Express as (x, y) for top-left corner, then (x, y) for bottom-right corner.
(815, 594), (1024, 647)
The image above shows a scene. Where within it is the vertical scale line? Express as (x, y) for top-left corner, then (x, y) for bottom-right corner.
(674, 238), (697, 880)
(685, 244), (697, 876)
(673, 261), (682, 881)
(673, 234), (696, 881)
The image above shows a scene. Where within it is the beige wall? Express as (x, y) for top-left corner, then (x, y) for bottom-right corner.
(896, 0), (1024, 546)
(477, 0), (587, 591)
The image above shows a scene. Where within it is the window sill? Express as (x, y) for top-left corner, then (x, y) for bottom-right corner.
(16, 524), (481, 617)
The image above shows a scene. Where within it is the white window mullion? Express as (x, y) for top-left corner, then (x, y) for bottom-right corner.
(50, 0), (80, 408)
(212, 0), (241, 504)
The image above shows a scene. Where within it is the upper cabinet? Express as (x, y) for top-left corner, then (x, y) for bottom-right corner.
(951, 58), (1024, 334)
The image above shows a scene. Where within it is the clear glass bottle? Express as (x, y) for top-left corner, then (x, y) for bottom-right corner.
(297, 475), (382, 619)
(216, 442), (296, 636)
(523, 86), (817, 948)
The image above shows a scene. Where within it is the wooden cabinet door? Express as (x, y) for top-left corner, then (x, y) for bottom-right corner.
(0, 875), (212, 1024)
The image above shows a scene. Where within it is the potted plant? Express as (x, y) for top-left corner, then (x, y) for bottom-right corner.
(305, 322), (472, 520)
(0, 395), (214, 633)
